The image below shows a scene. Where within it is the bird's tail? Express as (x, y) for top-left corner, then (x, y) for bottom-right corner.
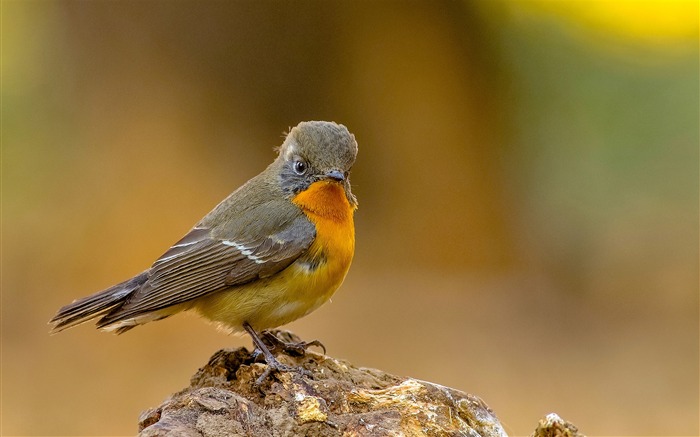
(49, 272), (148, 334)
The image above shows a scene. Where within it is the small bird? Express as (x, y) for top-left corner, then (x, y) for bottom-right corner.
(50, 121), (358, 383)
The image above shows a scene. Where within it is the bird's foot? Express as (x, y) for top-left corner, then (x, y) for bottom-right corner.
(253, 354), (313, 387)
(261, 330), (326, 357)
(243, 323), (316, 387)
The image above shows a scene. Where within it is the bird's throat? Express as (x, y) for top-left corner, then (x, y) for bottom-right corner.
(292, 181), (354, 223)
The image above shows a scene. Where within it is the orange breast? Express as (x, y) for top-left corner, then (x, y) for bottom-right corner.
(292, 181), (356, 275)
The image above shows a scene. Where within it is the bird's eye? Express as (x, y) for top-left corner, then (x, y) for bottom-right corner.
(293, 160), (307, 175)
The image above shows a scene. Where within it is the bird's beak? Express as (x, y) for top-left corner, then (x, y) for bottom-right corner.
(325, 169), (345, 182)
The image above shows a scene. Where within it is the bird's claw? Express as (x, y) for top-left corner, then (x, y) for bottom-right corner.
(261, 330), (327, 356)
(253, 356), (313, 387)
(243, 324), (318, 388)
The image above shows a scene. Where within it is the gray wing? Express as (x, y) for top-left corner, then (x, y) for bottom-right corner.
(97, 214), (315, 326)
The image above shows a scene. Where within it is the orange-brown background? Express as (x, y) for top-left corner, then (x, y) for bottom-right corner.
(3, 1), (698, 435)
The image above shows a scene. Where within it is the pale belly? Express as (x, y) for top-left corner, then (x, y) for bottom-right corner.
(192, 258), (350, 333)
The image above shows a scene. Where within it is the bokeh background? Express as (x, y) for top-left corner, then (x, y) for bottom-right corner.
(3, 1), (698, 435)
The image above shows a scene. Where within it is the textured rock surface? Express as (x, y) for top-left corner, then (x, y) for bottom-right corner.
(138, 331), (583, 437)
(138, 331), (507, 436)
(530, 413), (585, 437)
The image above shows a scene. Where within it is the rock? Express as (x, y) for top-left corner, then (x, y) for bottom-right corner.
(138, 331), (580, 437)
(530, 413), (585, 437)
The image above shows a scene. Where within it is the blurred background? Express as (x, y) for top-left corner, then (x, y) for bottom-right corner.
(3, 1), (698, 435)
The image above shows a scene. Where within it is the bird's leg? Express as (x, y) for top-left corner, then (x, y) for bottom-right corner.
(243, 322), (311, 386)
(261, 330), (327, 356)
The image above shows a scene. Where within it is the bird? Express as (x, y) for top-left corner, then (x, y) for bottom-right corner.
(49, 120), (358, 384)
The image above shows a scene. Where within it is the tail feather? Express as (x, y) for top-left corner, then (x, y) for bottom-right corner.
(49, 272), (148, 334)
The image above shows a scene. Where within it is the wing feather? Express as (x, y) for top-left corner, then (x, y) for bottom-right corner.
(97, 214), (315, 327)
